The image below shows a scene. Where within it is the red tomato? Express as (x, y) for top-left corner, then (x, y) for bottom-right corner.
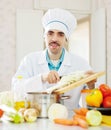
(99, 84), (111, 98)
(103, 96), (111, 108)
(0, 109), (4, 118)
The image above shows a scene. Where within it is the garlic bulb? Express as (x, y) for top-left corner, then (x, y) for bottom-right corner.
(24, 108), (38, 122)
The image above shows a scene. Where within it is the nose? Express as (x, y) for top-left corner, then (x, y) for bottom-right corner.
(52, 34), (58, 41)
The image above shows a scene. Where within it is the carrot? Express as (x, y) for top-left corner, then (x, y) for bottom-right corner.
(73, 115), (88, 128)
(54, 117), (88, 128)
(54, 118), (77, 126)
(74, 107), (89, 116)
(72, 119), (79, 125)
(73, 114), (86, 121)
(76, 118), (88, 128)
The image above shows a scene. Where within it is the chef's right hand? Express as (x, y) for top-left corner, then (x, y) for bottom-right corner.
(41, 70), (60, 84)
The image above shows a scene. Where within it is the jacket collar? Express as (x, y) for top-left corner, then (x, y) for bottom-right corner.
(38, 49), (71, 66)
(38, 49), (47, 64)
(62, 49), (71, 66)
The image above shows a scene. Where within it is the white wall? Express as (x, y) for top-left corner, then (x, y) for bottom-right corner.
(69, 20), (89, 63)
(90, 8), (106, 83)
(16, 9), (44, 67)
(104, 0), (111, 86)
(0, 0), (34, 92)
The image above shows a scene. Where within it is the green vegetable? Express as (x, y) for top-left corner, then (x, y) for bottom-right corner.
(8, 112), (24, 123)
(0, 91), (14, 107)
(0, 105), (24, 123)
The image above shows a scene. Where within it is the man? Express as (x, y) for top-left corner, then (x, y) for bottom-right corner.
(12, 8), (95, 111)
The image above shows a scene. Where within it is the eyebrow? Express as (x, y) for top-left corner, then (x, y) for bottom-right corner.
(59, 32), (64, 34)
(48, 30), (64, 34)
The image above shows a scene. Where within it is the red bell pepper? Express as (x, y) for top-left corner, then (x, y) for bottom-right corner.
(0, 108), (4, 118)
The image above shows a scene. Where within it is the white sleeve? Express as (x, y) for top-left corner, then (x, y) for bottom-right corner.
(11, 55), (44, 94)
(12, 74), (44, 95)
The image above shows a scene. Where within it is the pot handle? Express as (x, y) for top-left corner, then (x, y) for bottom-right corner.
(60, 95), (71, 100)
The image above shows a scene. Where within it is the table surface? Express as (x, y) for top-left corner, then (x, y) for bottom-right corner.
(0, 118), (111, 130)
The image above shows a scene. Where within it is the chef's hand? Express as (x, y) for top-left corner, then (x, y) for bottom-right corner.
(85, 70), (97, 89)
(41, 70), (60, 84)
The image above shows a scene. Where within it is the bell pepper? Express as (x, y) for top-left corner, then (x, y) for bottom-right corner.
(85, 89), (103, 107)
(0, 108), (4, 118)
(99, 84), (111, 98)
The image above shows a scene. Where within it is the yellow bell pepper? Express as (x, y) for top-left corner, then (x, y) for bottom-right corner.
(85, 89), (103, 107)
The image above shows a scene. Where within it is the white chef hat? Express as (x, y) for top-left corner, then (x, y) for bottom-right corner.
(42, 8), (77, 40)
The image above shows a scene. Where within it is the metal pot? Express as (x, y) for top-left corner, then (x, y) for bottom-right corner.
(25, 92), (70, 118)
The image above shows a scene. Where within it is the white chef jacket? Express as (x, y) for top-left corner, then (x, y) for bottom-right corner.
(12, 49), (92, 111)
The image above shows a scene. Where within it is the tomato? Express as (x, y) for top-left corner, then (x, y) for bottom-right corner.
(103, 96), (111, 108)
(0, 108), (4, 118)
(99, 84), (111, 98)
(86, 89), (103, 107)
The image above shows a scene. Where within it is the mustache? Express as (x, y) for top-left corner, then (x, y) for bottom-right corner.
(49, 41), (60, 46)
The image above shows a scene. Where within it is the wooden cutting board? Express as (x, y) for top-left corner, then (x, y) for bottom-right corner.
(54, 71), (105, 94)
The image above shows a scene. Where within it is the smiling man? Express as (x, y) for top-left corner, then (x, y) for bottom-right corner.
(12, 8), (95, 111)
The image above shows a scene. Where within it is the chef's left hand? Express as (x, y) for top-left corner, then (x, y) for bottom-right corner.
(85, 70), (97, 89)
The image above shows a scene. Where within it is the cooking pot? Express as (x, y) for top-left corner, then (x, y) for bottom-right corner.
(25, 92), (70, 118)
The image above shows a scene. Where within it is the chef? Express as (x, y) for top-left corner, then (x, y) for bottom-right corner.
(12, 8), (96, 112)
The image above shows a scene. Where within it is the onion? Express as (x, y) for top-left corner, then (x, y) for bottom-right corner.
(48, 103), (68, 121)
